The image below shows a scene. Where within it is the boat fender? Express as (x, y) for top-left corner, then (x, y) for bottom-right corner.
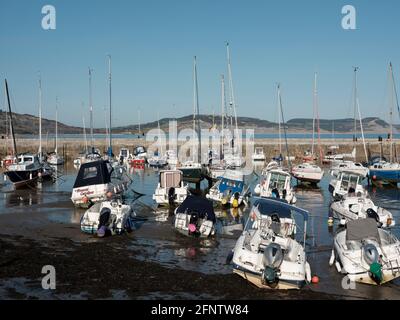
(328, 216), (334, 226)
(335, 261), (342, 273)
(311, 275), (319, 284)
(329, 250), (335, 266)
(305, 262), (312, 282)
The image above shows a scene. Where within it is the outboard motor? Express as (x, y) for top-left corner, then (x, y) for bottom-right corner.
(97, 208), (112, 237)
(262, 243), (284, 285)
(362, 243), (383, 284)
(188, 211), (200, 236)
(168, 187), (176, 206)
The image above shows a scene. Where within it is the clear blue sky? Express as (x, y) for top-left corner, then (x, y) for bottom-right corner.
(1, 0), (400, 128)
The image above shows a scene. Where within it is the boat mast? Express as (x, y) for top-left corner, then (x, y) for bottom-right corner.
(82, 101), (88, 154)
(4, 80), (17, 156)
(354, 67), (368, 163)
(226, 42), (239, 151)
(315, 73), (323, 163)
(277, 85), (282, 156)
(89, 67), (94, 149)
(389, 62), (395, 162)
(311, 72), (317, 155)
(390, 62), (400, 162)
(278, 84), (292, 170)
(107, 55), (112, 157)
(138, 108), (141, 135)
(3, 84), (8, 155)
(193, 56), (201, 163)
(38, 75), (42, 158)
(55, 97), (58, 155)
(221, 74), (225, 156)
(104, 106), (108, 150)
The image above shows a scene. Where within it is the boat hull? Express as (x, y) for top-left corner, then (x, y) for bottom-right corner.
(4, 170), (40, 189)
(232, 266), (305, 290)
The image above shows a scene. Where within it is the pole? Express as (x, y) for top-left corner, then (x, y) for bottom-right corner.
(4, 80), (17, 156)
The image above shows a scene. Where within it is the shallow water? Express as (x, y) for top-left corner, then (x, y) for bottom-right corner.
(0, 162), (400, 299)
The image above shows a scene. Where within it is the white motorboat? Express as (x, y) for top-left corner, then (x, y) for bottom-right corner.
(165, 149), (178, 166)
(153, 170), (189, 206)
(254, 168), (297, 204)
(73, 149), (102, 168)
(232, 197), (311, 290)
(117, 147), (132, 165)
(330, 161), (369, 179)
(328, 170), (366, 200)
(252, 147), (266, 162)
(206, 169), (248, 207)
(323, 148), (355, 164)
(330, 195), (395, 228)
(148, 149), (168, 168)
(71, 159), (131, 208)
(330, 219), (400, 285)
(291, 163), (323, 184)
(174, 195), (216, 238)
(224, 152), (244, 168)
(80, 199), (134, 236)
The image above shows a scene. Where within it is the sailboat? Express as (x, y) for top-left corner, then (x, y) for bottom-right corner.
(255, 85), (297, 204)
(3, 80), (42, 188)
(147, 115), (167, 168)
(176, 56), (205, 183)
(222, 42), (244, 168)
(292, 73), (323, 184)
(369, 62), (400, 186)
(36, 76), (54, 180)
(47, 99), (65, 165)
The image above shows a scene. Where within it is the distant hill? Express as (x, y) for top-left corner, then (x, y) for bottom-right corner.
(0, 110), (398, 136)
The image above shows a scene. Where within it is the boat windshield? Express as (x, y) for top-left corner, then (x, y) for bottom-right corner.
(268, 172), (288, 190)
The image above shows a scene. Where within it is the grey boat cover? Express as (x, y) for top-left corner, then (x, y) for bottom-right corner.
(346, 218), (380, 243)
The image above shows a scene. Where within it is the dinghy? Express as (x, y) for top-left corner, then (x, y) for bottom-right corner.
(71, 159), (131, 208)
(232, 197), (312, 290)
(80, 198), (134, 236)
(206, 169), (248, 207)
(153, 170), (189, 206)
(330, 219), (400, 285)
(330, 195), (395, 227)
(174, 196), (216, 238)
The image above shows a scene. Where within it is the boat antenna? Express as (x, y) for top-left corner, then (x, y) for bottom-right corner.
(4, 80), (17, 156)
